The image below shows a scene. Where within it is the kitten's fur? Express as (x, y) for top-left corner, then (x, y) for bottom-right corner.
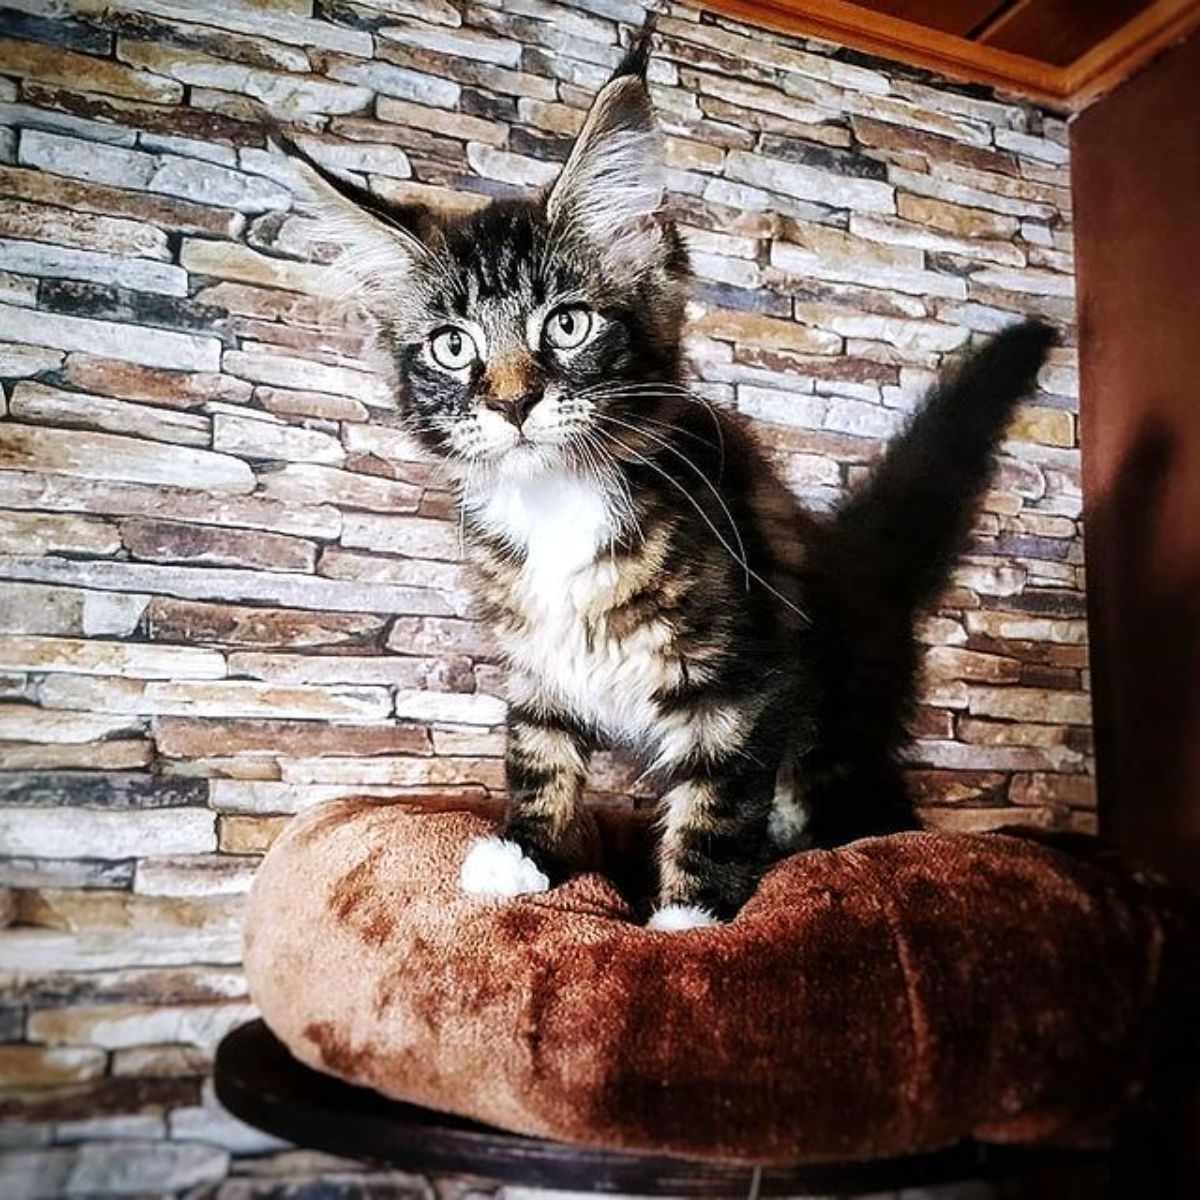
(278, 32), (1054, 927)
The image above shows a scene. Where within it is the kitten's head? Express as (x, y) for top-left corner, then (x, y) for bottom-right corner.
(284, 30), (689, 474)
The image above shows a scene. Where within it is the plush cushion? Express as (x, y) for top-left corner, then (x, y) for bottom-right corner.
(244, 796), (1197, 1165)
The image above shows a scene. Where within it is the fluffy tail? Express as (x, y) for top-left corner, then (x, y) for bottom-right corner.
(838, 319), (1057, 615)
(802, 320), (1057, 844)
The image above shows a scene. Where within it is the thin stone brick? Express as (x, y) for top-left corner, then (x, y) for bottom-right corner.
(0, 165), (245, 237)
(146, 599), (385, 650)
(0, 200), (169, 259)
(0, 237), (188, 296)
(222, 349), (391, 406)
(38, 675), (392, 722)
(326, 58), (461, 108)
(153, 717), (429, 759)
(0, 807), (216, 859)
(10, 383), (210, 446)
(318, 547), (468, 597)
(0, 557), (456, 617)
(0, 302), (221, 371)
(17, 129), (157, 189)
(0, 37), (183, 104)
(149, 157), (292, 214)
(61, 355), (252, 408)
(121, 519), (318, 575)
(116, 40), (372, 118)
(0, 511), (121, 557)
(0, 473), (339, 541)
(86, 0), (374, 56)
(0, 425), (250, 492)
(211, 411), (345, 466)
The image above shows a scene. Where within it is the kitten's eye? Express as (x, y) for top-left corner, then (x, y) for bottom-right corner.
(429, 326), (478, 371)
(544, 305), (593, 351)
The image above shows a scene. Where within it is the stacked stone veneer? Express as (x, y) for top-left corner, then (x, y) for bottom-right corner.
(0, 0), (1087, 1194)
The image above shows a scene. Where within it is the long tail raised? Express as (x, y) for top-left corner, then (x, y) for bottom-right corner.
(801, 320), (1057, 845)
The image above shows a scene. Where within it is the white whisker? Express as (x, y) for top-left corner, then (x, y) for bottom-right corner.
(592, 427), (809, 624)
(591, 411), (749, 589)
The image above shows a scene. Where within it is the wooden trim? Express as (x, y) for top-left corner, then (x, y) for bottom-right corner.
(697, 0), (1200, 110)
(1062, 0), (1200, 107)
(697, 0), (1073, 107)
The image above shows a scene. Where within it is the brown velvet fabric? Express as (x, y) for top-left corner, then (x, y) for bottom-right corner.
(244, 797), (1198, 1165)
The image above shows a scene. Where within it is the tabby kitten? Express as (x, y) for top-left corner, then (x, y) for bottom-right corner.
(280, 35), (1053, 929)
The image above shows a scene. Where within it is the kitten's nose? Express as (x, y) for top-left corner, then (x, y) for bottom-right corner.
(484, 393), (538, 428)
(484, 355), (539, 428)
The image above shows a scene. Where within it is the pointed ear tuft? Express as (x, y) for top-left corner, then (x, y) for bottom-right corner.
(270, 128), (430, 316)
(613, 13), (656, 82)
(544, 71), (665, 279)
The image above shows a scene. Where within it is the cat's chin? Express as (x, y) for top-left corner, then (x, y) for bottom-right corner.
(488, 441), (566, 480)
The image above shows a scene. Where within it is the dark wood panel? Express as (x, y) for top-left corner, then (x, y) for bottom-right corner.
(980, 0), (1156, 65)
(1073, 33), (1200, 890)
(853, 0), (1007, 37)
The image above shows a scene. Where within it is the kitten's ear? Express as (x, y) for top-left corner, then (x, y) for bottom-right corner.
(545, 27), (666, 278)
(271, 129), (430, 313)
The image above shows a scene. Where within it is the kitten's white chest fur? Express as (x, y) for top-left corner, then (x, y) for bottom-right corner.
(473, 465), (613, 596)
(466, 465), (666, 743)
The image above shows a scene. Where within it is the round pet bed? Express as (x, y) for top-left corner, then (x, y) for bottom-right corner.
(243, 796), (1198, 1166)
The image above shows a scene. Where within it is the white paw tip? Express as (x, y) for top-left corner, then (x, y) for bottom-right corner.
(647, 904), (721, 932)
(460, 837), (550, 899)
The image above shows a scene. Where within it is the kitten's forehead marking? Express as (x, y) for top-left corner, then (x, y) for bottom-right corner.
(443, 244), (587, 357)
(474, 293), (533, 359)
(449, 207), (543, 302)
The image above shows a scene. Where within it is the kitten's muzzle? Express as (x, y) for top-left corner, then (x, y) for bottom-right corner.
(484, 353), (542, 429)
(484, 391), (541, 429)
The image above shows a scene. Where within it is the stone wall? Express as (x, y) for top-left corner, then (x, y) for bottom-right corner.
(0, 1), (1087, 1195)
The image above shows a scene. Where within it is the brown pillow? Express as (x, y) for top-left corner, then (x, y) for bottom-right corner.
(244, 796), (1197, 1164)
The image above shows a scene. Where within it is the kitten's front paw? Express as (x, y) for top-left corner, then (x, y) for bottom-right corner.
(647, 904), (721, 932)
(460, 837), (550, 899)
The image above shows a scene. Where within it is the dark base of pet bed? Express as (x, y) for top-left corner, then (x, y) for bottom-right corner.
(214, 1020), (1128, 1196)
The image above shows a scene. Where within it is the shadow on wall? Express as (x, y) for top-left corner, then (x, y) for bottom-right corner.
(1088, 421), (1200, 891)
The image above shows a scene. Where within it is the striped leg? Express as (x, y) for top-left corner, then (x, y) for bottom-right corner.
(503, 705), (593, 865)
(648, 698), (789, 927)
(460, 704), (592, 899)
(652, 762), (778, 927)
